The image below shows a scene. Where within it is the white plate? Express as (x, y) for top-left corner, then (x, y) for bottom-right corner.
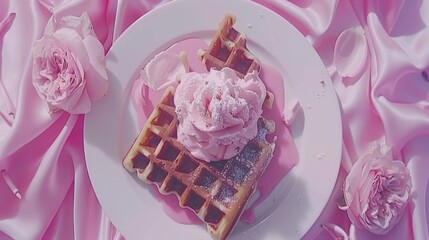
(84, 0), (342, 239)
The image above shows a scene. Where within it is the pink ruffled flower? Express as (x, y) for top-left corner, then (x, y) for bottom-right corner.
(342, 145), (412, 235)
(32, 12), (108, 114)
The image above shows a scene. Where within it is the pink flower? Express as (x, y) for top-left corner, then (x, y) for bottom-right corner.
(342, 145), (412, 235)
(32, 12), (108, 114)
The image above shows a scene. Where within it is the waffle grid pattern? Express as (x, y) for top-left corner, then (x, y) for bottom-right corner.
(200, 14), (260, 79)
(123, 87), (275, 240)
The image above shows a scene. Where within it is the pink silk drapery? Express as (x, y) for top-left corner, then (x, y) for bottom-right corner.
(0, 0), (428, 239)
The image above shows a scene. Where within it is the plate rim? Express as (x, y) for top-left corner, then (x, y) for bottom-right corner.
(84, 0), (342, 239)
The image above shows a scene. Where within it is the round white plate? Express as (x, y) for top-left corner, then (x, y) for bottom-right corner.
(84, 0), (342, 239)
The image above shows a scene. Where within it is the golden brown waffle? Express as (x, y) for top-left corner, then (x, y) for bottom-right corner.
(199, 14), (274, 109)
(199, 14), (260, 79)
(123, 86), (275, 240)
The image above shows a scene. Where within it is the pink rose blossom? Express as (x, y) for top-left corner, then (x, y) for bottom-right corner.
(32, 12), (108, 114)
(342, 144), (412, 235)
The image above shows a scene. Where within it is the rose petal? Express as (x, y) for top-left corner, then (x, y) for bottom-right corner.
(53, 82), (86, 113)
(52, 28), (87, 65)
(45, 12), (93, 38)
(82, 35), (108, 100)
(66, 88), (92, 114)
(334, 26), (368, 78)
(143, 51), (186, 90)
(322, 223), (350, 240)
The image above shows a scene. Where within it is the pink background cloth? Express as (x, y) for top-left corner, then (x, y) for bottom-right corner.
(0, 0), (428, 239)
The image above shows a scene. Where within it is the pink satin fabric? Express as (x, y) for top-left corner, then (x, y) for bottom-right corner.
(0, 0), (428, 240)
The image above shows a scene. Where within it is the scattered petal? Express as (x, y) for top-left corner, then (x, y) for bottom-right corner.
(334, 26), (368, 78)
(322, 223), (350, 240)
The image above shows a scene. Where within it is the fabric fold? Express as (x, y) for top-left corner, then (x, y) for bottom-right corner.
(0, 0), (428, 240)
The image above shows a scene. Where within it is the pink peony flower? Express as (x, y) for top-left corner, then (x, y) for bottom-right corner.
(342, 144), (412, 235)
(32, 12), (108, 114)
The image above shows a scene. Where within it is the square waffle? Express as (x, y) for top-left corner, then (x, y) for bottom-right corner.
(199, 14), (260, 79)
(123, 86), (276, 240)
(199, 14), (274, 109)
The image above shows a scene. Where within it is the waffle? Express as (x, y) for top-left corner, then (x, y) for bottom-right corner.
(199, 14), (274, 109)
(123, 86), (276, 240)
(199, 14), (260, 79)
